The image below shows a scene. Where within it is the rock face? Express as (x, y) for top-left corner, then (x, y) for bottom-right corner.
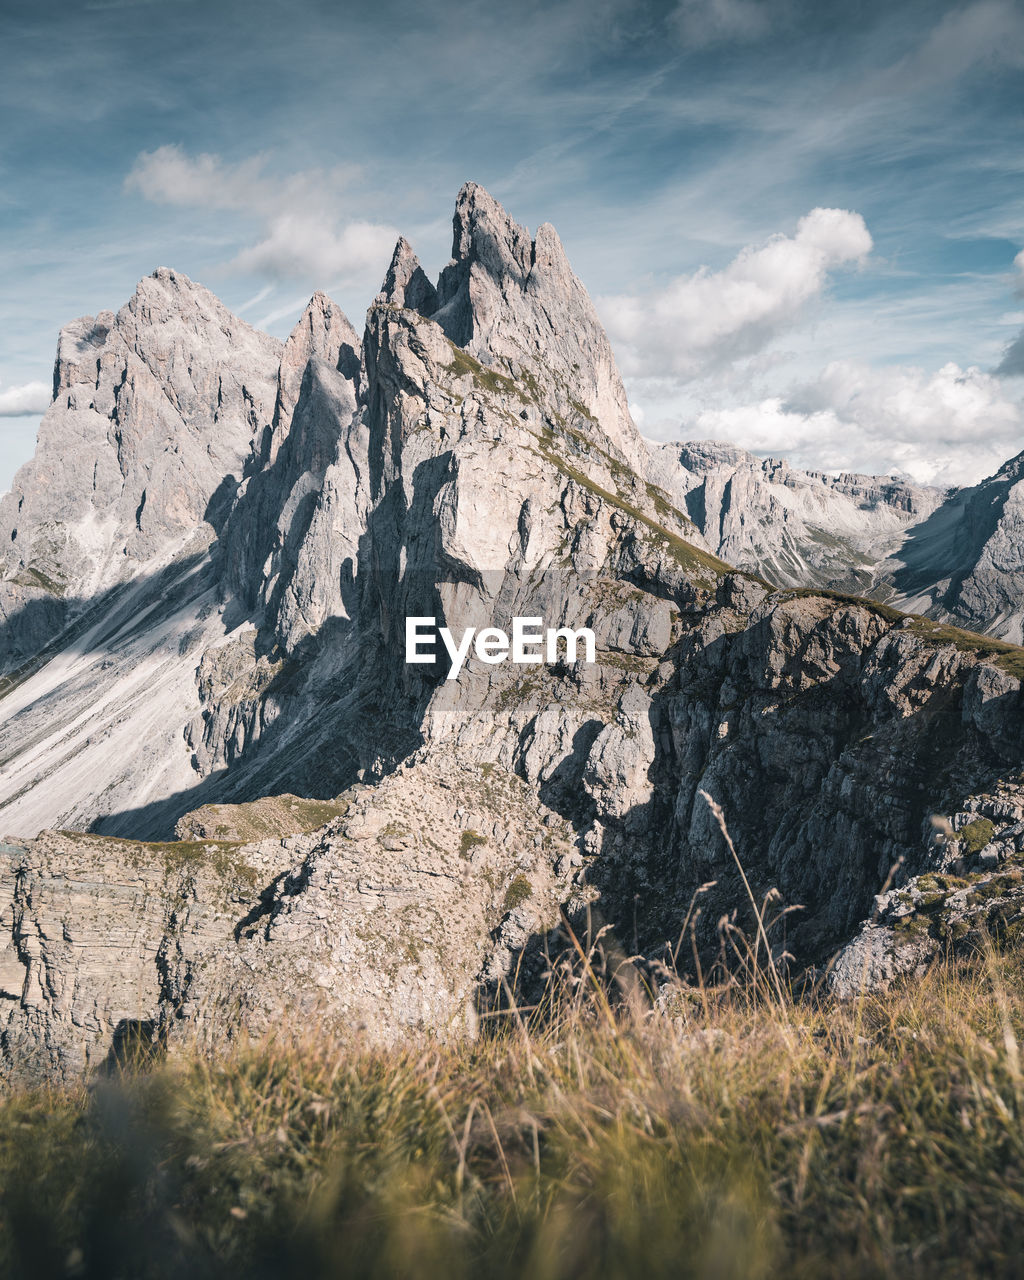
(0, 271), (282, 837)
(830, 775), (1024, 997)
(2, 184), (1024, 1079)
(0, 270), (280, 671)
(0, 759), (577, 1084)
(410, 182), (649, 471)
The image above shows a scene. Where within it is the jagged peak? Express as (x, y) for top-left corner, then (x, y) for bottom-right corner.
(376, 237), (438, 317)
(57, 270), (212, 371)
(307, 287), (337, 310)
(425, 184), (643, 465)
(990, 448), (1024, 483)
(447, 182), (533, 284)
(125, 268), (282, 345)
(149, 265), (198, 286)
(274, 291), (361, 429)
(133, 266), (221, 308)
(531, 221), (571, 275)
(286, 290), (359, 355)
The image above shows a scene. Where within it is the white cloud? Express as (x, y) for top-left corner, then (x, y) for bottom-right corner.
(125, 146), (272, 211)
(599, 207), (873, 382)
(125, 145), (399, 285)
(656, 361), (1024, 487)
(0, 380), (50, 416)
(232, 215), (398, 284)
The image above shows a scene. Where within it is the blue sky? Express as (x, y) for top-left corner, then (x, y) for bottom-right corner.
(1, 0), (1023, 489)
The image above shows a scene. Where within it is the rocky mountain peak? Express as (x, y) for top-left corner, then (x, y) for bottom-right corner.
(275, 290), (361, 432)
(0, 265), (282, 674)
(989, 448), (1024, 486)
(530, 219), (572, 277)
(653, 439), (945, 592)
(377, 237), (438, 316)
(424, 183), (645, 466)
(5, 184), (1024, 1080)
(886, 445), (1024, 640)
(450, 180), (534, 283)
(124, 266), (239, 340)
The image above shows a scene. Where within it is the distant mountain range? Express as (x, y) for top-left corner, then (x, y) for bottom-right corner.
(656, 439), (1024, 643)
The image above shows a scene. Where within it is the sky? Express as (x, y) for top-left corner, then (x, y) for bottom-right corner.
(1, 0), (1023, 491)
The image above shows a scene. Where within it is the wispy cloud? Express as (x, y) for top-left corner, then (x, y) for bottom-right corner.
(857, 0), (1024, 102)
(125, 146), (399, 285)
(670, 0), (775, 47)
(3, 0), (1024, 498)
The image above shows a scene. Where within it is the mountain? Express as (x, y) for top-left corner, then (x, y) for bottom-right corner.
(0, 270), (282, 837)
(651, 440), (944, 592)
(653, 439), (1024, 642)
(2, 185), (1024, 1082)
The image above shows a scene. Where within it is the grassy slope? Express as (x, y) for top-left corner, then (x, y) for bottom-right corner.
(4, 946), (1024, 1279)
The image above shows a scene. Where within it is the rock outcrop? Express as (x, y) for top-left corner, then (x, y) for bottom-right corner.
(830, 774), (1024, 997)
(883, 450), (1024, 642)
(0, 757), (578, 1084)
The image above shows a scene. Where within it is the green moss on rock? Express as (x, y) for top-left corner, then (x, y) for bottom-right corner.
(460, 829), (487, 857)
(503, 873), (532, 911)
(960, 818), (996, 856)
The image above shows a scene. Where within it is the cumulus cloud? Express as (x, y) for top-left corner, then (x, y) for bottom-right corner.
(126, 146), (271, 211)
(663, 361), (1024, 487)
(232, 215), (398, 283)
(125, 145), (398, 284)
(600, 207), (873, 382)
(0, 381), (50, 417)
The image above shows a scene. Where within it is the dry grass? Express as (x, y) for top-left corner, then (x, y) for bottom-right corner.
(3, 934), (1024, 1279)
